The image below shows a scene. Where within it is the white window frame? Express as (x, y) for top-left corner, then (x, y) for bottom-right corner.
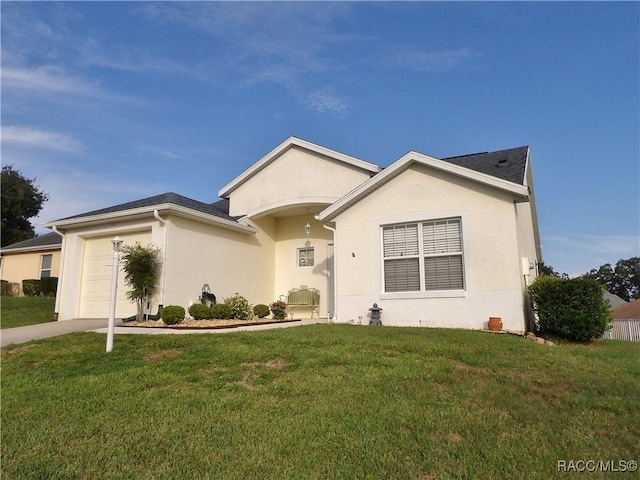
(40, 254), (53, 278)
(297, 246), (315, 268)
(380, 216), (467, 299)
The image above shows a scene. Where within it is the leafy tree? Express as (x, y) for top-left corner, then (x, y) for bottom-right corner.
(1, 165), (49, 246)
(120, 242), (162, 322)
(538, 261), (568, 279)
(584, 257), (640, 302)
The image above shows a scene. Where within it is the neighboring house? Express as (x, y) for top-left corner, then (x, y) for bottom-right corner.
(44, 137), (542, 331)
(612, 299), (640, 321)
(603, 291), (627, 311)
(0, 232), (62, 295)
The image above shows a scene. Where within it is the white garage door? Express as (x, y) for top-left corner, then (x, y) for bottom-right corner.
(79, 231), (152, 318)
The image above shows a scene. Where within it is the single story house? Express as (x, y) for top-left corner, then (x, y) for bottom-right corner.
(44, 137), (542, 330)
(0, 232), (62, 295)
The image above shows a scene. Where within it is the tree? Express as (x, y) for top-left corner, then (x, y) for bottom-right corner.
(120, 242), (162, 322)
(1, 165), (49, 246)
(584, 257), (640, 302)
(538, 261), (569, 279)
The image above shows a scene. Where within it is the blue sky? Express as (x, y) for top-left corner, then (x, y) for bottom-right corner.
(2, 1), (638, 276)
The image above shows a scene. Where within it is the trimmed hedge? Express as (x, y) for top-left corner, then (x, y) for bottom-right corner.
(161, 305), (185, 325)
(41, 277), (58, 296)
(528, 275), (612, 342)
(189, 303), (212, 320)
(211, 303), (233, 320)
(22, 279), (42, 297)
(253, 304), (270, 318)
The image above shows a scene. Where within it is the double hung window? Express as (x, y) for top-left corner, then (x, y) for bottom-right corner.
(40, 254), (53, 278)
(383, 218), (464, 293)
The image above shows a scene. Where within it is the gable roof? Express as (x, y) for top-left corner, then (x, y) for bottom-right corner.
(612, 299), (640, 320)
(219, 136), (381, 198)
(44, 193), (255, 234)
(318, 146), (531, 222)
(1, 232), (62, 254)
(55, 193), (235, 222)
(442, 146), (529, 185)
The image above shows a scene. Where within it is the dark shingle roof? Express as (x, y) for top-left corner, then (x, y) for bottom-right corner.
(1, 232), (61, 251)
(56, 193), (235, 222)
(441, 146), (529, 185)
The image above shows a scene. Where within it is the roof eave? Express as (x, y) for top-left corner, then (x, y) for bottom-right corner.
(0, 244), (62, 254)
(218, 137), (381, 198)
(44, 203), (256, 234)
(319, 152), (530, 223)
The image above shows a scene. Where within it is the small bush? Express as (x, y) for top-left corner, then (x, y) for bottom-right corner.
(270, 300), (287, 320)
(40, 277), (58, 297)
(1, 280), (18, 297)
(529, 275), (612, 342)
(161, 305), (185, 325)
(210, 303), (233, 320)
(253, 304), (270, 318)
(189, 303), (212, 320)
(22, 279), (41, 297)
(225, 293), (253, 320)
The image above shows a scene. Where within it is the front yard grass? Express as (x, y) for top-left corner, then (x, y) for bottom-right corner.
(2, 325), (638, 479)
(0, 296), (55, 329)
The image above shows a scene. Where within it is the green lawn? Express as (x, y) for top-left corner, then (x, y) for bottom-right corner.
(0, 296), (55, 329)
(2, 325), (638, 479)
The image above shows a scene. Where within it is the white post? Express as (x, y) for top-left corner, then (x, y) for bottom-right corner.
(106, 236), (123, 353)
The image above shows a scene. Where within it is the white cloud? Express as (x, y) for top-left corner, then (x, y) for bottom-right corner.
(1, 126), (84, 153)
(303, 90), (350, 116)
(388, 47), (480, 72)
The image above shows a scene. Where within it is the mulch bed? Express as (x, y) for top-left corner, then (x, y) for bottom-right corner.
(120, 318), (301, 330)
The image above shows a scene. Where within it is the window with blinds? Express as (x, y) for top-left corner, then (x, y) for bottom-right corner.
(382, 218), (464, 292)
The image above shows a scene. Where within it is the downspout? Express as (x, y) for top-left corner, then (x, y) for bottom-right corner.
(51, 225), (65, 321)
(321, 222), (338, 323)
(153, 210), (168, 307)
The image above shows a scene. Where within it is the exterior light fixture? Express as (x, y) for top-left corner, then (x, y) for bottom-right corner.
(304, 209), (311, 238)
(106, 236), (123, 353)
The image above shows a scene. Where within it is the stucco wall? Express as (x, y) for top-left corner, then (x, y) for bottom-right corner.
(227, 146), (374, 217)
(332, 164), (529, 331)
(274, 215), (333, 317)
(1, 249), (61, 290)
(163, 215), (276, 311)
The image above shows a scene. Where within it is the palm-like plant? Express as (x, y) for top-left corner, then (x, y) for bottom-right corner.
(120, 242), (161, 322)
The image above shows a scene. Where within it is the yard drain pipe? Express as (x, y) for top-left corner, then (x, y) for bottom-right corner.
(321, 222), (338, 323)
(51, 225), (65, 321)
(154, 210), (168, 307)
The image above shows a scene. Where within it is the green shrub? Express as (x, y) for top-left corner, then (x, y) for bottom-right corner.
(210, 303), (233, 319)
(1, 280), (16, 297)
(225, 293), (253, 320)
(253, 304), (270, 318)
(270, 300), (287, 320)
(22, 279), (41, 297)
(189, 303), (212, 320)
(40, 277), (58, 297)
(529, 275), (612, 342)
(161, 305), (185, 325)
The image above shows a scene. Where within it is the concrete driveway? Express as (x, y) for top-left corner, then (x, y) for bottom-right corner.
(1, 319), (112, 347)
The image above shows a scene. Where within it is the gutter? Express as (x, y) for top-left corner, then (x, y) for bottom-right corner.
(153, 210), (168, 307)
(321, 220), (338, 323)
(51, 226), (65, 321)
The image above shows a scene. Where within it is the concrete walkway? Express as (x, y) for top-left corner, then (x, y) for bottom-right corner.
(1, 318), (327, 347)
(1, 319), (112, 347)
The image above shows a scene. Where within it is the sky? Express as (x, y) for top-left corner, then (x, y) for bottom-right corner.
(1, 1), (638, 277)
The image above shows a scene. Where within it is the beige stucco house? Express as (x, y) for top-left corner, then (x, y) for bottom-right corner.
(1, 232), (62, 295)
(45, 137), (542, 330)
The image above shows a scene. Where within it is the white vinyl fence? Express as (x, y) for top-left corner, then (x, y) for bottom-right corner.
(603, 319), (640, 342)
